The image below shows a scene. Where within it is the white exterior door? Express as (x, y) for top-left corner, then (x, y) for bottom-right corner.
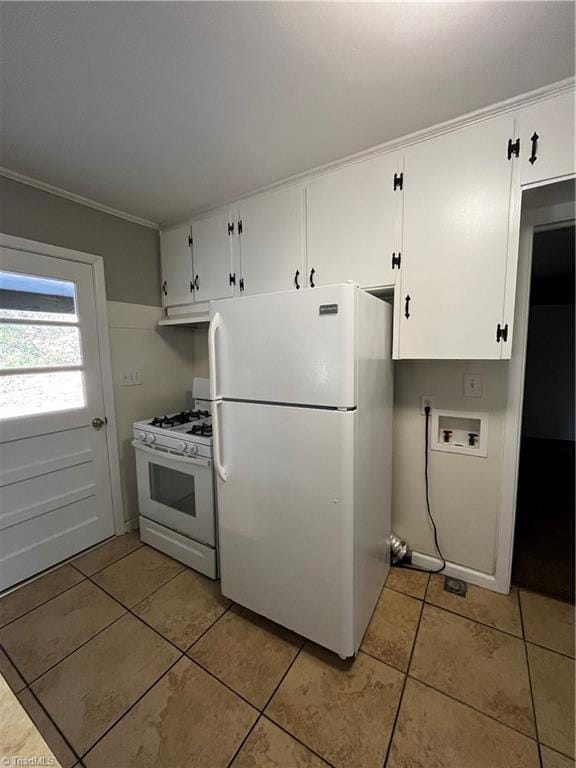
(238, 186), (305, 295)
(192, 211), (234, 302)
(217, 400), (356, 657)
(210, 284), (357, 408)
(306, 153), (400, 289)
(397, 115), (516, 359)
(159, 224), (194, 307)
(519, 92), (576, 187)
(0, 247), (115, 590)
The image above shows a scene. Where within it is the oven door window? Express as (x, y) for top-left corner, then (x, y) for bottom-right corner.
(149, 462), (196, 517)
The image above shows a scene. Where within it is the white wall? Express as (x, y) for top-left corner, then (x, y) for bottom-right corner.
(107, 302), (198, 526)
(392, 360), (508, 574)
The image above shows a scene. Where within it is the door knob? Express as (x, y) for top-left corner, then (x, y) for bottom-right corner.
(91, 417), (107, 430)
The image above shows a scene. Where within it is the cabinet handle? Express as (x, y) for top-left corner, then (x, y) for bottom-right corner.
(309, 268), (316, 288)
(189, 280), (194, 293)
(529, 132), (539, 165)
(162, 281), (168, 296)
(194, 275), (199, 291)
(294, 270), (300, 289)
(404, 295), (411, 319)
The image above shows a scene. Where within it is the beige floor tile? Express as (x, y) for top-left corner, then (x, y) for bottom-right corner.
(32, 613), (180, 756)
(521, 591), (575, 658)
(83, 656), (257, 768)
(231, 717), (329, 767)
(361, 588), (422, 671)
(72, 532), (143, 576)
(92, 546), (185, 608)
(134, 568), (231, 650)
(17, 689), (77, 768)
(0, 564), (84, 628)
(189, 605), (302, 709)
(386, 567), (429, 599)
(0, 675), (59, 768)
(410, 604), (535, 737)
(0, 647), (25, 693)
(527, 643), (575, 758)
(266, 643), (404, 768)
(540, 745), (575, 768)
(426, 575), (523, 636)
(0, 581), (125, 682)
(387, 678), (540, 768)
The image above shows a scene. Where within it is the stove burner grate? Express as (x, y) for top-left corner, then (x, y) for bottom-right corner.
(187, 423), (213, 437)
(149, 409), (210, 429)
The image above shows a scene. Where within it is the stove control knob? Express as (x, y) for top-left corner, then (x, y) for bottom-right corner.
(135, 432), (146, 442)
(176, 441), (187, 452)
(145, 434), (156, 444)
(188, 444), (199, 455)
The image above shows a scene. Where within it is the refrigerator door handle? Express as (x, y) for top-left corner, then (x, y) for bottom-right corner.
(212, 399), (227, 482)
(208, 311), (221, 400)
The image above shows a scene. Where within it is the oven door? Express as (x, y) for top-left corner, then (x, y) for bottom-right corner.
(133, 442), (215, 546)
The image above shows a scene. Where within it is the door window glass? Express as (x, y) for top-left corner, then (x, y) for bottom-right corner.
(0, 271), (86, 419)
(149, 463), (197, 517)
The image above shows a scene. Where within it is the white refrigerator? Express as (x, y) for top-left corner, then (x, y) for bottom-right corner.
(209, 283), (393, 658)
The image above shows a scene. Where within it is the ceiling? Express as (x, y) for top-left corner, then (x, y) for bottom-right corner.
(1, 2), (574, 226)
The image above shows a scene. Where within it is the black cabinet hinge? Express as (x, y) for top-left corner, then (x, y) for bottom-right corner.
(228, 222), (235, 235)
(392, 253), (401, 270)
(393, 172), (403, 191)
(188, 235), (193, 247)
(229, 273), (236, 286)
(239, 278), (245, 292)
(507, 138), (520, 160)
(238, 220), (243, 235)
(496, 323), (509, 342)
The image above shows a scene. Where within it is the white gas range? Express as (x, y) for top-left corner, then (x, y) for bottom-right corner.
(133, 378), (218, 578)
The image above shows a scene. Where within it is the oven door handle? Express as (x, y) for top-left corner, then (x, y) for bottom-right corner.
(131, 441), (211, 468)
(211, 399), (227, 482)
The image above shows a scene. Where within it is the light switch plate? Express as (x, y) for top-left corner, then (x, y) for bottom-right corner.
(120, 369), (142, 386)
(463, 374), (482, 397)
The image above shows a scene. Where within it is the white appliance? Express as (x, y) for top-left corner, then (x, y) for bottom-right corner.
(133, 378), (218, 578)
(209, 284), (393, 658)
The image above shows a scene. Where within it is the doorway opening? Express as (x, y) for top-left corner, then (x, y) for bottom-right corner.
(511, 223), (575, 603)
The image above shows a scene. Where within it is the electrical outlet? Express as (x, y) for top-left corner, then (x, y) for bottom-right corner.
(464, 373), (482, 397)
(420, 395), (434, 414)
(120, 369), (142, 387)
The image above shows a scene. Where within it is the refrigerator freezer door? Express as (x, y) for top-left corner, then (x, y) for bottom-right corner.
(210, 284), (357, 408)
(217, 400), (356, 657)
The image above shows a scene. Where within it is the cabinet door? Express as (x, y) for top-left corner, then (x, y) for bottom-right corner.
(238, 186), (304, 296)
(192, 211), (234, 302)
(306, 153), (399, 289)
(520, 91), (575, 187)
(397, 115), (515, 359)
(159, 224), (194, 307)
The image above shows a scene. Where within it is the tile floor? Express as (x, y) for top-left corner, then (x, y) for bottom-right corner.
(0, 533), (573, 768)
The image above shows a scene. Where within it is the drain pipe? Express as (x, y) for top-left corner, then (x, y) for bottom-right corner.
(390, 533), (411, 565)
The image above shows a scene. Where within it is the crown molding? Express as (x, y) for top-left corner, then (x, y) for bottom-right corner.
(161, 76), (576, 229)
(0, 167), (159, 230)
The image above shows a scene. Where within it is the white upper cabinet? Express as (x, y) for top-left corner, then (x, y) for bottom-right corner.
(191, 210), (234, 302)
(159, 224), (194, 307)
(237, 185), (305, 295)
(306, 153), (400, 290)
(519, 91), (575, 187)
(396, 115), (517, 359)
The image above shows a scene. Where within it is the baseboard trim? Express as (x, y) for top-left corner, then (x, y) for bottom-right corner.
(124, 516), (140, 533)
(411, 551), (501, 593)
